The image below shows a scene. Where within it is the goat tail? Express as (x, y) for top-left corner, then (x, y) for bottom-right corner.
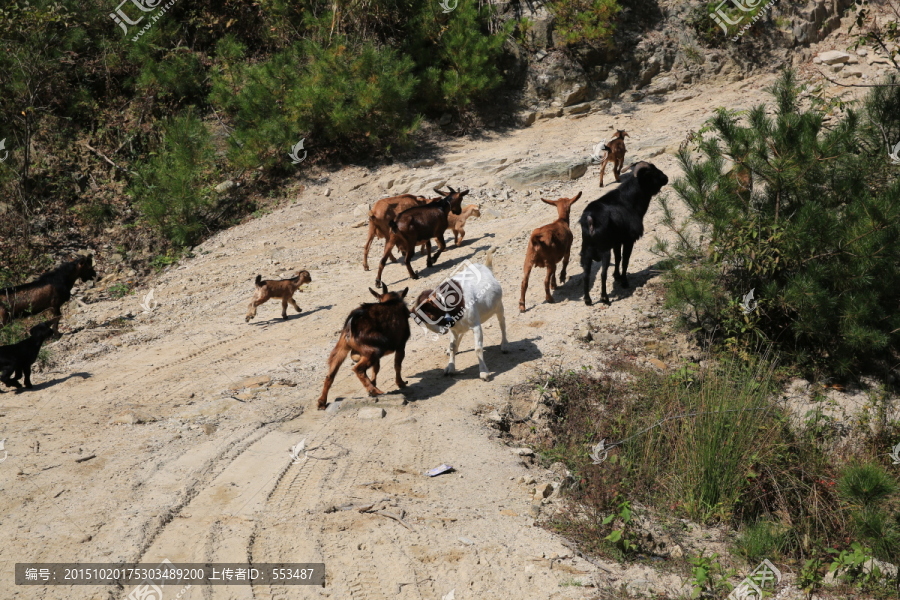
(254, 274), (263, 287)
(484, 246), (498, 271)
(388, 219), (399, 234)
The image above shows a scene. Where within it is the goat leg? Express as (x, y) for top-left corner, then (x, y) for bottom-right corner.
(403, 245), (419, 281)
(317, 336), (351, 409)
(613, 158), (622, 183)
(560, 247), (571, 283)
(543, 268), (555, 304)
(352, 355), (384, 396)
(246, 296), (263, 322)
(612, 245), (623, 282)
(288, 295), (302, 314)
(427, 236), (447, 268)
(619, 242), (634, 289)
(23, 365), (32, 389)
(363, 220), (376, 271)
(375, 238), (397, 288)
(496, 302), (510, 353)
(519, 260), (534, 313)
(599, 251), (612, 305)
(281, 298), (289, 320)
(472, 323), (490, 381)
(599, 159), (608, 187)
(394, 348), (407, 389)
(581, 256), (594, 306)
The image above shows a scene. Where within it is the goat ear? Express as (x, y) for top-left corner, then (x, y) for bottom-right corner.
(541, 198), (556, 206)
(448, 186), (457, 194)
(571, 191), (582, 202)
(400, 287), (409, 298)
(460, 189), (469, 196)
(434, 187), (447, 195)
(369, 287), (382, 299)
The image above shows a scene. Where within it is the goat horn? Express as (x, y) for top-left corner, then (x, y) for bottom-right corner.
(433, 187), (447, 195)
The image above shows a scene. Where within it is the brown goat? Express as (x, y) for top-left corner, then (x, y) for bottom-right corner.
(316, 284), (411, 409)
(0, 255), (96, 325)
(245, 270), (312, 322)
(363, 194), (434, 271)
(446, 204), (481, 246)
(374, 187), (467, 288)
(599, 130), (628, 187)
(519, 192), (582, 312)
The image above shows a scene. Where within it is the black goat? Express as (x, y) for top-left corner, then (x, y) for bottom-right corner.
(579, 162), (669, 305)
(0, 318), (60, 390)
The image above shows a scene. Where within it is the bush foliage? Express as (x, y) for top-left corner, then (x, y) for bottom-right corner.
(656, 70), (900, 377)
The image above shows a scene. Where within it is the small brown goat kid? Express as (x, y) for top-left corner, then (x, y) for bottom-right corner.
(447, 204), (481, 246)
(599, 130), (628, 187)
(519, 192), (582, 312)
(245, 270), (312, 322)
(316, 284), (411, 410)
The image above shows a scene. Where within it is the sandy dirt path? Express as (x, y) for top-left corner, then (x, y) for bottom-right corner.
(0, 74), (779, 600)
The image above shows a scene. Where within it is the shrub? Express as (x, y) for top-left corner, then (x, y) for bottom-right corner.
(130, 110), (217, 247)
(210, 35), (419, 167)
(655, 69), (900, 377)
(547, 0), (620, 47)
(540, 352), (846, 561)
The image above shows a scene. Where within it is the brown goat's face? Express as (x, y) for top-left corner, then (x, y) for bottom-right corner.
(291, 270), (312, 285)
(448, 190), (468, 215)
(77, 255), (97, 282)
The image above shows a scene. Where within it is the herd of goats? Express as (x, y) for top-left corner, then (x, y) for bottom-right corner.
(0, 130), (669, 411)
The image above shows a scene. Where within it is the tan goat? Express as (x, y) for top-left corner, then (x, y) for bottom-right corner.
(446, 204), (481, 246)
(245, 270), (312, 322)
(519, 192), (582, 312)
(598, 130), (628, 187)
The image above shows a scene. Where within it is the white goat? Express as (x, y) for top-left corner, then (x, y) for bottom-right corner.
(412, 247), (509, 380)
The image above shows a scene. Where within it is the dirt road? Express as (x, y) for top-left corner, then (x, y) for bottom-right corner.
(0, 74), (780, 600)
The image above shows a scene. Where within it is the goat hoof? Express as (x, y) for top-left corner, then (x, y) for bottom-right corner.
(518, 304), (526, 313)
(546, 297), (555, 304)
(317, 402), (327, 411)
(368, 388), (383, 397)
(601, 296), (611, 305)
(479, 372), (490, 381)
(397, 380), (408, 388)
(584, 298), (593, 306)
